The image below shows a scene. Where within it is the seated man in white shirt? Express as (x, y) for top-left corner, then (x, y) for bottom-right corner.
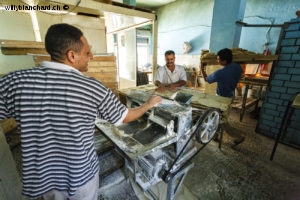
(155, 50), (187, 92)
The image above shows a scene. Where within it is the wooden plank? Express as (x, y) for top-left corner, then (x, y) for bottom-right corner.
(92, 56), (116, 61)
(2, 48), (48, 55)
(88, 61), (116, 67)
(201, 49), (278, 64)
(102, 82), (118, 88)
(33, 56), (116, 64)
(231, 98), (259, 110)
(0, 40), (45, 48)
(93, 0), (112, 4)
(1, 40), (47, 55)
(86, 67), (117, 73)
(84, 73), (117, 81)
(33, 56), (116, 68)
(32, 55), (118, 92)
(84, 72), (117, 76)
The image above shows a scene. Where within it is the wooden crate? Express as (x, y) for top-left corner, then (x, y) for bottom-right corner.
(33, 55), (118, 93)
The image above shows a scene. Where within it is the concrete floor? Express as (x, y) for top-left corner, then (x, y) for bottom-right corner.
(95, 107), (300, 200)
(183, 109), (300, 200)
(6, 107), (300, 200)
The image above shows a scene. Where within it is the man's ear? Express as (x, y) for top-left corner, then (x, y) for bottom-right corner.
(66, 50), (77, 63)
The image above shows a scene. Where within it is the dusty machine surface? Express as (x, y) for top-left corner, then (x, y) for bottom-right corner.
(95, 90), (221, 200)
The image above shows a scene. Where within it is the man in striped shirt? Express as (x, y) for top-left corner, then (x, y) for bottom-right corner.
(0, 23), (161, 200)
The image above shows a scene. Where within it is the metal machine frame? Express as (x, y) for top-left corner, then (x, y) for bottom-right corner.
(95, 90), (221, 200)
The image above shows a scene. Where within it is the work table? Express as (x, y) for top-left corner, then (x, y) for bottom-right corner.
(118, 84), (232, 112)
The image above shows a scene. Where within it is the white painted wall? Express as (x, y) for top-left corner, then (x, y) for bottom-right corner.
(0, 11), (36, 75)
(0, 10), (107, 75)
(37, 13), (107, 54)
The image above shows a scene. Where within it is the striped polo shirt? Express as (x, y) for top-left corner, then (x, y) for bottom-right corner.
(0, 61), (128, 198)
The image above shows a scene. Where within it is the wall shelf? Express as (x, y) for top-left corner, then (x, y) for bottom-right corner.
(235, 21), (284, 28)
(0, 40), (47, 55)
(200, 49), (278, 122)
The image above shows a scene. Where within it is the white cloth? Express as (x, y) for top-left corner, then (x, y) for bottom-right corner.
(155, 65), (187, 85)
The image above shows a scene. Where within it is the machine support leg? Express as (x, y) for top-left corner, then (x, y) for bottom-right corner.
(167, 162), (194, 200)
(124, 159), (129, 182)
(218, 125), (224, 149)
(240, 84), (249, 121)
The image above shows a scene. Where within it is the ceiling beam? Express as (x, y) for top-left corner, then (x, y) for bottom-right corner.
(51, 0), (156, 20)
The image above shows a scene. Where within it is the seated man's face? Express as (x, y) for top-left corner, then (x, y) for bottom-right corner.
(165, 54), (175, 68)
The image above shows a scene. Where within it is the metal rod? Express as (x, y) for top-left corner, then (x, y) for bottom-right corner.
(236, 21), (284, 28)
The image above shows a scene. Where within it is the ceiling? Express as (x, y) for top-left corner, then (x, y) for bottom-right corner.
(0, 0), (176, 12)
(121, 0), (176, 9)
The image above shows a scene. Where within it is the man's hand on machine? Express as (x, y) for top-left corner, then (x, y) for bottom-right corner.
(123, 95), (162, 123)
(146, 95), (162, 107)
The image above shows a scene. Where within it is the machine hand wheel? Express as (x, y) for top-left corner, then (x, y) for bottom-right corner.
(195, 108), (220, 144)
(161, 108), (221, 183)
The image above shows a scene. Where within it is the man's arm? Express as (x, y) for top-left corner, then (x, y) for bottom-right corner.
(169, 80), (186, 88)
(155, 80), (167, 92)
(168, 67), (187, 90)
(167, 80), (186, 91)
(155, 80), (164, 87)
(123, 95), (162, 123)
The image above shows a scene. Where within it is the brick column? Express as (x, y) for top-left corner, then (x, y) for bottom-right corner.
(256, 18), (300, 146)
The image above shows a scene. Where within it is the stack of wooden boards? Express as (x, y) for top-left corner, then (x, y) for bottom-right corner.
(0, 40), (118, 94)
(33, 55), (119, 94)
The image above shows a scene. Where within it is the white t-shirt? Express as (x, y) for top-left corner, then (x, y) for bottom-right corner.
(155, 65), (187, 85)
